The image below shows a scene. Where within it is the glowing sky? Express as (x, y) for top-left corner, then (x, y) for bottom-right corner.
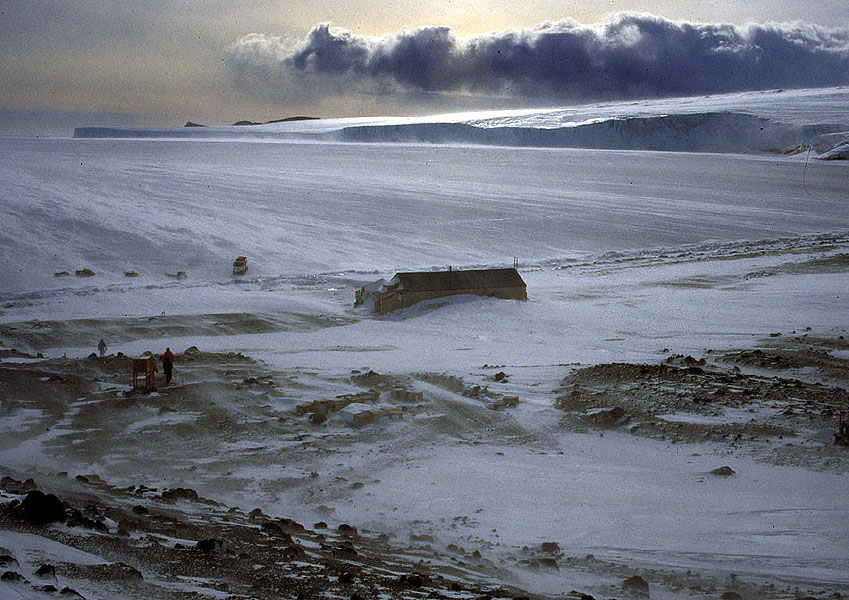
(0, 1), (847, 134)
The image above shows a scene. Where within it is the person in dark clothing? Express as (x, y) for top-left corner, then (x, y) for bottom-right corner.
(161, 347), (174, 384)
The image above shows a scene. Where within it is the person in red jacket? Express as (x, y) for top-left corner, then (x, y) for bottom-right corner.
(161, 347), (175, 384)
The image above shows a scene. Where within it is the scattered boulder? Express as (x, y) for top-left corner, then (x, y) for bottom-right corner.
(66, 508), (107, 531)
(110, 562), (143, 580)
(54, 271), (70, 277)
(584, 406), (629, 428)
(35, 563), (55, 577)
(19, 491), (67, 525)
(397, 572), (424, 587)
(1, 477), (37, 494)
(710, 466), (736, 477)
(622, 575), (649, 595)
(75, 268), (95, 277)
(338, 523), (358, 536)
(196, 539), (223, 552)
(540, 541), (561, 554)
(338, 571), (355, 585)
(534, 557), (559, 570)
(184, 346), (201, 356)
(309, 412), (327, 425)
(720, 592), (743, 600)
(124, 271), (139, 277)
(160, 487), (199, 501)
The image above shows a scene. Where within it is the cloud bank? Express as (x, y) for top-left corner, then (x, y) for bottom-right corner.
(227, 13), (849, 106)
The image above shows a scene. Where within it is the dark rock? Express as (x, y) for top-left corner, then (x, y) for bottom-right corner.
(19, 491), (67, 525)
(265, 116), (320, 123)
(66, 508), (107, 531)
(314, 521), (328, 529)
(398, 572), (424, 587)
(332, 542), (358, 558)
(584, 406), (628, 428)
(160, 487), (199, 501)
(338, 571), (355, 584)
(540, 541), (561, 554)
(1, 570), (26, 581)
(720, 593), (743, 600)
(41, 584), (58, 592)
(35, 563), (55, 577)
(111, 562), (143, 580)
(350, 594), (365, 600)
(338, 523), (358, 536)
(196, 539), (223, 552)
(132, 504), (149, 515)
(0, 555), (18, 566)
(494, 371), (508, 381)
(710, 466), (736, 477)
(622, 575), (649, 595)
(184, 121), (205, 127)
(309, 411), (327, 424)
(60, 586), (87, 598)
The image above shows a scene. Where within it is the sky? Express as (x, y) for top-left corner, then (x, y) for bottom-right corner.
(0, 1), (847, 135)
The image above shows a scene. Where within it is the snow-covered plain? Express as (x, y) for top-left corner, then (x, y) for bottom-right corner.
(2, 87), (849, 598)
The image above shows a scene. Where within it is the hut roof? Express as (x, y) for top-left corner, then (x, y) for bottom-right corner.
(395, 268), (525, 293)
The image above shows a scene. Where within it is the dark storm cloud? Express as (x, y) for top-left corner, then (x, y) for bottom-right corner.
(227, 13), (849, 104)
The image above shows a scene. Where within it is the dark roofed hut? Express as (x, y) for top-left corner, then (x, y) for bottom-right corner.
(357, 267), (527, 314)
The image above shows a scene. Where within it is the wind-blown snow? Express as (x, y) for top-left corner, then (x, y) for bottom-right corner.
(2, 86), (849, 598)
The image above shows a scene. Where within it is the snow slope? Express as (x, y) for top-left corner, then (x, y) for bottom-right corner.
(2, 86), (849, 599)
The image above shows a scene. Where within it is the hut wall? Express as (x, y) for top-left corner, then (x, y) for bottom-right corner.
(389, 285), (526, 313)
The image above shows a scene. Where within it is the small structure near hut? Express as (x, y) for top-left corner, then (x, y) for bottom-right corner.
(356, 266), (527, 314)
(233, 256), (248, 276)
(132, 355), (157, 393)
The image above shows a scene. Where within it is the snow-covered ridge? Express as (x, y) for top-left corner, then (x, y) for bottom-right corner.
(338, 112), (843, 154)
(73, 87), (849, 156)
